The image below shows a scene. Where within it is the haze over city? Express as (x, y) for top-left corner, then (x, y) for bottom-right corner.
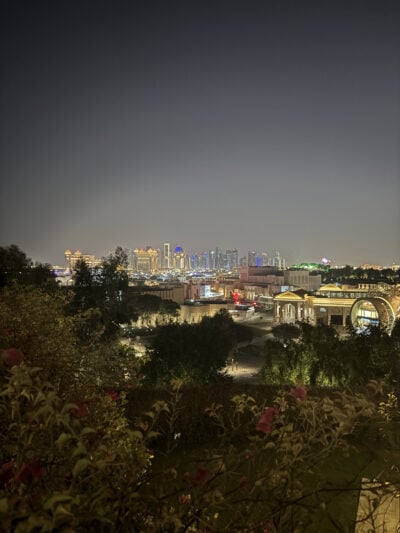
(1, 0), (399, 266)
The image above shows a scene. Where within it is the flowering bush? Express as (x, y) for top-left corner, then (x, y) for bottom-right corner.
(256, 406), (279, 434)
(0, 357), (395, 531)
(0, 362), (153, 531)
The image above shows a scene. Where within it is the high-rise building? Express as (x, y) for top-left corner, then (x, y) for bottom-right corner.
(272, 251), (287, 269)
(215, 247), (224, 270)
(209, 249), (216, 270)
(225, 249), (239, 270)
(163, 243), (171, 269)
(173, 245), (187, 270)
(202, 251), (210, 270)
(261, 252), (269, 266)
(133, 247), (159, 272)
(248, 251), (257, 267)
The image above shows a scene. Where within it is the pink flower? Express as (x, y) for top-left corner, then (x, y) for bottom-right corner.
(256, 406), (279, 434)
(105, 389), (119, 401)
(183, 467), (210, 487)
(2, 348), (24, 367)
(240, 475), (251, 493)
(15, 460), (46, 485)
(290, 386), (307, 401)
(70, 401), (89, 418)
(0, 462), (14, 489)
(263, 520), (277, 533)
(178, 493), (192, 505)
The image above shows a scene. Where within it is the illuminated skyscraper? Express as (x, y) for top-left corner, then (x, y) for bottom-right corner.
(173, 245), (187, 270)
(225, 249), (239, 270)
(272, 251), (287, 269)
(163, 242), (171, 269)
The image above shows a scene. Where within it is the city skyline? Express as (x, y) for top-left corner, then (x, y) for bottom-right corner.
(1, 1), (399, 266)
(59, 244), (396, 270)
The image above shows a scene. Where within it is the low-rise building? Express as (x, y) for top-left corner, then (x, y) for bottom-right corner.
(274, 283), (400, 333)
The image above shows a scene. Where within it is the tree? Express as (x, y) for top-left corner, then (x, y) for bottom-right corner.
(271, 323), (300, 346)
(0, 244), (56, 289)
(261, 322), (400, 387)
(0, 285), (82, 396)
(342, 326), (398, 387)
(0, 362), (153, 531)
(143, 310), (235, 385)
(71, 247), (138, 341)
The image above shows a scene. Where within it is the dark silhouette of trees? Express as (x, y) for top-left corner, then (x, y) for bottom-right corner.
(142, 310), (236, 385)
(271, 323), (300, 346)
(70, 247), (138, 341)
(322, 265), (400, 285)
(0, 244), (56, 289)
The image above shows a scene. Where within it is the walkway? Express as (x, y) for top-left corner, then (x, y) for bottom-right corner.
(225, 352), (265, 383)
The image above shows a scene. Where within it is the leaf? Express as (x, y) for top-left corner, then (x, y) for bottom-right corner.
(80, 427), (96, 437)
(56, 432), (72, 449)
(44, 493), (74, 511)
(0, 498), (8, 514)
(72, 441), (87, 457)
(129, 430), (143, 440)
(72, 458), (91, 477)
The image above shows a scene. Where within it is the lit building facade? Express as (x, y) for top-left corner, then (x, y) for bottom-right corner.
(283, 270), (322, 291)
(163, 243), (171, 269)
(64, 249), (102, 271)
(225, 249), (239, 270)
(133, 247), (159, 272)
(274, 283), (400, 333)
(173, 246), (187, 270)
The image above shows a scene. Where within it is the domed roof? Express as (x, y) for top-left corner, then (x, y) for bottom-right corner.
(65, 249), (72, 254)
(174, 245), (183, 253)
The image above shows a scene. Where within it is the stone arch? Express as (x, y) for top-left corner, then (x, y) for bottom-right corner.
(350, 297), (395, 334)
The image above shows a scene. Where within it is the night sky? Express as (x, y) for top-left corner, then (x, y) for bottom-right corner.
(1, 0), (399, 266)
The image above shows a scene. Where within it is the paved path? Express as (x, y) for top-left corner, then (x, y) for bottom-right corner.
(226, 352), (265, 383)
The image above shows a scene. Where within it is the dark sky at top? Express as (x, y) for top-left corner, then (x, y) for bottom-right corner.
(1, 0), (399, 266)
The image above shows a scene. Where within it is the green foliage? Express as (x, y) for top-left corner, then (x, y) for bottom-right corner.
(0, 363), (152, 531)
(271, 323), (301, 345)
(0, 285), (142, 395)
(391, 318), (400, 342)
(261, 322), (400, 388)
(0, 286), (81, 396)
(70, 247), (138, 341)
(142, 310), (236, 385)
(128, 383), (383, 531)
(2, 360), (400, 531)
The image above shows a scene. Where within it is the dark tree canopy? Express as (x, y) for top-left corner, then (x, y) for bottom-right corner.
(70, 247), (138, 341)
(143, 310), (236, 385)
(322, 265), (399, 285)
(0, 244), (56, 289)
(271, 323), (300, 345)
(262, 321), (400, 387)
